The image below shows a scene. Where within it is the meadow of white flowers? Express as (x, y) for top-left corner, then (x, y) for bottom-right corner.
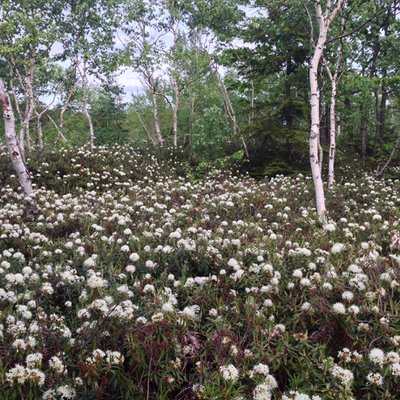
(0, 145), (399, 399)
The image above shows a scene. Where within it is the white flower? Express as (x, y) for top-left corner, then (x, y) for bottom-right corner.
(390, 363), (400, 376)
(386, 351), (400, 364)
(129, 253), (140, 262)
(292, 269), (303, 278)
(369, 348), (385, 366)
(253, 363), (269, 376)
(6, 364), (27, 385)
(282, 392), (321, 400)
(220, 364), (239, 381)
(209, 308), (218, 317)
(26, 353), (43, 368)
(332, 303), (346, 315)
(253, 383), (272, 400)
(331, 365), (354, 386)
(145, 260), (156, 269)
(347, 305), (360, 315)
(83, 257), (96, 268)
(342, 291), (354, 301)
(181, 305), (200, 320)
(324, 223), (336, 232)
(169, 231), (182, 239)
(143, 284), (155, 294)
(263, 374), (278, 390)
(391, 336), (400, 346)
(86, 349), (106, 364)
(49, 356), (67, 374)
(27, 368), (45, 386)
(151, 312), (164, 322)
(228, 258), (241, 271)
(57, 385), (76, 399)
(106, 350), (124, 365)
(331, 243), (345, 254)
(162, 302), (174, 313)
(87, 274), (107, 289)
(126, 265), (136, 273)
(366, 372), (383, 386)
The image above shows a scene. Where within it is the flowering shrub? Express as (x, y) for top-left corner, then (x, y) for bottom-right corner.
(0, 144), (400, 399)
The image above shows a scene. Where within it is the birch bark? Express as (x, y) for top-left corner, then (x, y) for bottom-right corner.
(214, 66), (249, 158)
(150, 81), (164, 147)
(309, 0), (346, 216)
(81, 59), (95, 151)
(0, 78), (36, 218)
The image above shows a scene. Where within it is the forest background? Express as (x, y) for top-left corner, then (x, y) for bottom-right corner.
(0, 0), (399, 180)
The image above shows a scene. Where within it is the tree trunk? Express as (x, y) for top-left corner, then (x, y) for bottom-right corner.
(23, 68), (35, 154)
(375, 132), (400, 177)
(214, 68), (249, 158)
(60, 62), (78, 135)
(170, 25), (180, 149)
(328, 79), (337, 190)
(151, 89), (164, 147)
(250, 81), (255, 124)
(285, 58), (294, 128)
(360, 103), (368, 159)
(171, 74), (180, 148)
(135, 110), (156, 146)
(0, 78), (36, 218)
(48, 114), (68, 143)
(308, 0), (346, 216)
(37, 114), (44, 150)
(378, 76), (387, 144)
(82, 59), (95, 151)
(184, 93), (195, 149)
(309, 30), (327, 217)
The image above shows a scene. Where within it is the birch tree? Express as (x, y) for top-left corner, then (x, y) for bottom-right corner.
(55, 0), (120, 151)
(121, 1), (168, 147)
(309, 0), (346, 217)
(324, 16), (345, 190)
(375, 132), (400, 177)
(212, 63), (250, 159)
(0, 0), (58, 157)
(0, 78), (36, 218)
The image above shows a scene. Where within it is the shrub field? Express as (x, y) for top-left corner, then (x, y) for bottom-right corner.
(0, 145), (400, 399)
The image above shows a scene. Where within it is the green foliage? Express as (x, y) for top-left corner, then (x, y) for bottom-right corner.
(191, 105), (232, 157)
(91, 87), (130, 145)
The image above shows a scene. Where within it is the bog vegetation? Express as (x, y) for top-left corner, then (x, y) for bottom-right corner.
(0, 145), (400, 399)
(1, 0), (400, 399)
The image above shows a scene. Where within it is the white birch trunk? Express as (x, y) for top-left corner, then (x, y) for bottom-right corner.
(21, 68), (35, 155)
(328, 78), (337, 190)
(135, 109), (157, 146)
(48, 114), (68, 143)
(0, 78), (36, 218)
(151, 89), (163, 147)
(171, 26), (180, 149)
(326, 15), (344, 190)
(214, 68), (250, 158)
(81, 60), (95, 152)
(60, 62), (78, 134)
(309, 33), (327, 217)
(172, 73), (180, 148)
(37, 114), (44, 150)
(309, 0), (346, 217)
